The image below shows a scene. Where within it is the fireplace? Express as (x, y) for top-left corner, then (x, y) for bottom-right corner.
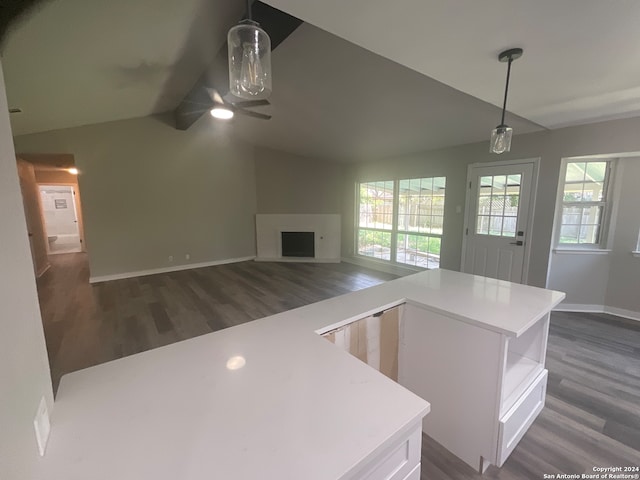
(281, 231), (315, 258)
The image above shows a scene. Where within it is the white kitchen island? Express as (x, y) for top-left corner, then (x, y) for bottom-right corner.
(33, 269), (564, 479)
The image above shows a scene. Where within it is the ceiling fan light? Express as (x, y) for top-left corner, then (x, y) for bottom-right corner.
(490, 125), (513, 154)
(228, 21), (272, 100)
(210, 107), (234, 120)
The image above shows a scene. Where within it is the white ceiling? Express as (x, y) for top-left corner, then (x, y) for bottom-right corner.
(4, 1), (640, 161)
(263, 0), (640, 129)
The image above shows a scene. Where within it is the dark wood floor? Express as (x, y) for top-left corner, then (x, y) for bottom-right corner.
(35, 254), (640, 478)
(36, 253), (397, 392)
(422, 310), (640, 479)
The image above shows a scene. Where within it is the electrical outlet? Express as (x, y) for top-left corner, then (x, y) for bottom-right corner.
(34, 397), (50, 456)
(168, 255), (174, 262)
(185, 253), (190, 260)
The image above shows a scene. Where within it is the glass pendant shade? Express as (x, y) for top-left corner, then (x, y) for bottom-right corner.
(490, 125), (513, 154)
(228, 21), (272, 100)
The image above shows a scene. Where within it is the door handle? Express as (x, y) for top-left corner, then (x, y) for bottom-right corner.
(510, 240), (523, 246)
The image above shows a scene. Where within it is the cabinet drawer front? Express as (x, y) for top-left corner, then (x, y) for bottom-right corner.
(402, 463), (421, 480)
(360, 424), (421, 480)
(497, 369), (547, 466)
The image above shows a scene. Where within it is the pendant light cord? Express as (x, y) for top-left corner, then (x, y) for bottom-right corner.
(500, 57), (512, 126)
(246, 0), (252, 21)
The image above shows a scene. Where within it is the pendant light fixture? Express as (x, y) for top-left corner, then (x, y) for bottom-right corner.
(228, 0), (272, 100)
(490, 48), (523, 154)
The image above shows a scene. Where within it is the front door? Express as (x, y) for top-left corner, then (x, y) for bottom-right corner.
(462, 162), (535, 283)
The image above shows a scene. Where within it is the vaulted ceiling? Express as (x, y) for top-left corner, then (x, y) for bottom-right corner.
(3, 0), (640, 161)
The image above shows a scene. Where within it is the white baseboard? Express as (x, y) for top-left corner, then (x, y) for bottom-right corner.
(341, 255), (422, 277)
(254, 257), (340, 263)
(89, 256), (256, 284)
(552, 303), (604, 313)
(36, 263), (51, 278)
(552, 303), (640, 322)
(604, 306), (640, 322)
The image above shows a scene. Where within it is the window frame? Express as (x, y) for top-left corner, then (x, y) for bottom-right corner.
(355, 177), (446, 269)
(554, 158), (616, 250)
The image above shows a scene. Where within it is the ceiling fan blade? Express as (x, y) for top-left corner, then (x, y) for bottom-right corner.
(172, 1), (301, 130)
(236, 109), (272, 120)
(175, 108), (210, 130)
(183, 108), (211, 115)
(232, 99), (270, 108)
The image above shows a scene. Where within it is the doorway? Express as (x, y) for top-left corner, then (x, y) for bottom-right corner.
(462, 159), (538, 284)
(39, 185), (82, 254)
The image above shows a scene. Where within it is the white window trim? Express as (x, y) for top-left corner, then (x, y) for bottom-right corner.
(355, 177), (445, 269)
(552, 248), (611, 255)
(633, 228), (640, 257)
(553, 157), (617, 251)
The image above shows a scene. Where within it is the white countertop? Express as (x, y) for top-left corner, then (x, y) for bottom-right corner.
(35, 269), (563, 480)
(290, 269), (565, 338)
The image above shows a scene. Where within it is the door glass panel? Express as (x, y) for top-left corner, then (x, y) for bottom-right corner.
(477, 215), (490, 235)
(489, 216), (503, 236)
(476, 174), (521, 237)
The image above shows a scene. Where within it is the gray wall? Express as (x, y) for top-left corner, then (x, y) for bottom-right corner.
(342, 148), (468, 273)
(14, 116), (258, 279)
(343, 116), (640, 289)
(0, 61), (54, 479)
(547, 157), (640, 314)
(547, 254), (611, 307)
(605, 158), (640, 313)
(255, 146), (344, 214)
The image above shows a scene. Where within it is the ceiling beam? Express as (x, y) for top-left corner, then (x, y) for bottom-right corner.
(173, 1), (302, 131)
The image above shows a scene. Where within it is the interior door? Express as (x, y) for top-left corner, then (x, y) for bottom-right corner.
(463, 162), (534, 283)
(39, 185), (82, 254)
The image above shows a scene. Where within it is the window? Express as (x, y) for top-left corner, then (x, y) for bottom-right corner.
(357, 181), (394, 261)
(476, 174), (521, 237)
(557, 160), (613, 247)
(357, 177), (446, 269)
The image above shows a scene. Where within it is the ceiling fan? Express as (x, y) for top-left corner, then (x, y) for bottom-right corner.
(206, 88), (271, 120)
(178, 87), (271, 125)
(173, 1), (302, 130)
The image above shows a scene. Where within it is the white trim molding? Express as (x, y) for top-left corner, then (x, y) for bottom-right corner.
(553, 303), (640, 322)
(36, 262), (52, 278)
(552, 303), (604, 313)
(255, 257), (339, 263)
(89, 256), (256, 284)
(552, 249), (611, 255)
(604, 306), (640, 322)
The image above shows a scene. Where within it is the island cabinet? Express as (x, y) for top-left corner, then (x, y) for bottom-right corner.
(323, 302), (550, 473)
(39, 269), (560, 480)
